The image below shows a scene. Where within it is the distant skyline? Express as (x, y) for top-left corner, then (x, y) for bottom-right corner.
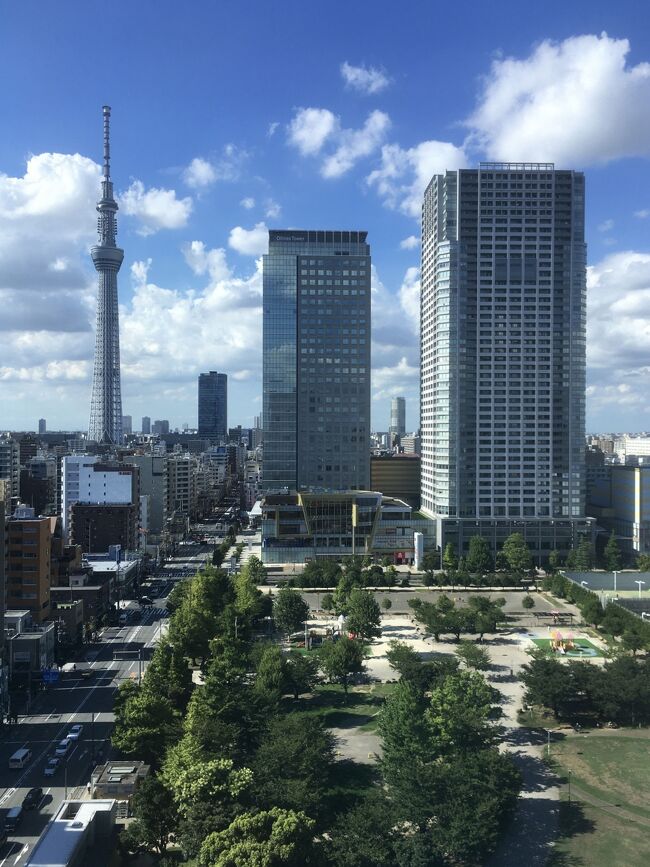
(1, 1), (650, 433)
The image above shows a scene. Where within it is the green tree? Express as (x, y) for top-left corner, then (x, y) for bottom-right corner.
(385, 565), (399, 587)
(637, 553), (650, 571)
(283, 649), (320, 699)
(522, 595), (536, 610)
(168, 599), (218, 665)
(241, 554), (267, 585)
(183, 652), (262, 761)
(502, 532), (533, 574)
(346, 588), (382, 640)
(167, 579), (191, 614)
(421, 552), (439, 577)
(318, 637), (365, 694)
(467, 536), (492, 574)
(382, 597), (392, 611)
(548, 549), (561, 573)
(143, 637), (193, 711)
(234, 570), (264, 620)
(520, 653), (571, 717)
(112, 684), (181, 767)
(122, 775), (178, 856)
(574, 536), (594, 571)
(409, 599), (447, 641)
(443, 542), (458, 571)
(253, 713), (334, 822)
(455, 640), (491, 671)
(621, 628), (646, 656)
(326, 791), (396, 867)
(254, 645), (288, 705)
(273, 587), (310, 635)
(378, 680), (431, 811)
(321, 592), (334, 612)
(580, 595), (604, 627)
(426, 670), (500, 754)
(604, 530), (623, 572)
(198, 808), (316, 867)
(299, 560), (323, 588)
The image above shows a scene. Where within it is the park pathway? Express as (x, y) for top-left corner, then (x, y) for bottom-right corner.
(484, 633), (561, 867)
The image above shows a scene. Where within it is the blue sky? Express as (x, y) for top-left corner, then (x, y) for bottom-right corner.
(1, 0), (650, 433)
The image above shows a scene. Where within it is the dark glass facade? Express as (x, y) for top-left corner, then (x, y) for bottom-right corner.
(198, 371), (227, 440)
(263, 230), (371, 493)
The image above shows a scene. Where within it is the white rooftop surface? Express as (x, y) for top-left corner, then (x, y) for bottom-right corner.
(26, 800), (114, 867)
(85, 559), (138, 573)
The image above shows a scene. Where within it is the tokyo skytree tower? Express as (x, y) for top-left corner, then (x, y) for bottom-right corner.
(88, 106), (124, 444)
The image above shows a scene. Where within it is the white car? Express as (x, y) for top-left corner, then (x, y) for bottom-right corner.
(67, 725), (83, 741)
(44, 758), (61, 777)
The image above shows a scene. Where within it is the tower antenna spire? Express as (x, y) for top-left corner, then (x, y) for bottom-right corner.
(102, 105), (111, 179)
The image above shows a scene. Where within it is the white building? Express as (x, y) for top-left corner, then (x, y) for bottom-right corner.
(420, 163), (589, 560)
(61, 456), (135, 541)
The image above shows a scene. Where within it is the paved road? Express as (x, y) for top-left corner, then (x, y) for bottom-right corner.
(0, 543), (200, 866)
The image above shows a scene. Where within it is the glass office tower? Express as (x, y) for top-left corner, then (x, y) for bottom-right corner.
(198, 371), (227, 440)
(420, 163), (589, 559)
(262, 230), (371, 493)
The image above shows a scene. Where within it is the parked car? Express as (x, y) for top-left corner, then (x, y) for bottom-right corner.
(139, 595), (153, 606)
(5, 806), (23, 830)
(44, 758), (60, 777)
(67, 724), (83, 741)
(22, 787), (43, 810)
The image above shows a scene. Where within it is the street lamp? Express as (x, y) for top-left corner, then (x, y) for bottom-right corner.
(636, 580), (646, 599)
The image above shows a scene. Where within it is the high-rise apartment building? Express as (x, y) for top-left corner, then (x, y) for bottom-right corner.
(389, 397), (406, 438)
(152, 420), (170, 436)
(421, 164), (588, 558)
(198, 372), (228, 440)
(0, 435), (20, 500)
(262, 230), (371, 492)
(121, 415), (132, 436)
(38, 419), (47, 435)
(141, 416), (151, 435)
(6, 505), (52, 622)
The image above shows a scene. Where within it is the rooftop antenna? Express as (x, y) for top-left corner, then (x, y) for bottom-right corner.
(102, 105), (111, 179)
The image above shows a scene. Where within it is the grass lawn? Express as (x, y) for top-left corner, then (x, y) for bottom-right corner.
(549, 798), (650, 867)
(531, 637), (604, 658)
(285, 681), (394, 731)
(551, 734), (650, 820)
(547, 732), (650, 866)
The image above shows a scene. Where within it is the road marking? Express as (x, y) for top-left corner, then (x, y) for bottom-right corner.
(14, 845), (28, 865)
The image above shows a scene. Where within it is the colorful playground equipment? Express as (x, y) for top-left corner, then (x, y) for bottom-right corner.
(549, 629), (575, 654)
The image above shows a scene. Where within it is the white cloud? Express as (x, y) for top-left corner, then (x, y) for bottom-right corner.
(228, 222), (268, 256)
(400, 235), (419, 250)
(119, 180), (192, 235)
(183, 157), (217, 189)
(241, 197), (255, 209)
(598, 219), (614, 232)
(635, 209), (649, 219)
(372, 357), (419, 400)
(182, 145), (248, 189)
(321, 110), (391, 178)
(265, 199), (281, 219)
(398, 267), (420, 333)
(181, 242), (231, 282)
(340, 61), (390, 95)
(287, 108), (339, 156)
(367, 140), (468, 217)
(467, 34), (650, 165)
(288, 107), (391, 178)
(267, 122), (280, 137)
(585, 250), (650, 424)
(120, 251), (263, 384)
